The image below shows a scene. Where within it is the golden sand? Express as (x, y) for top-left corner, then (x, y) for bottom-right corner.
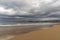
(10, 25), (60, 40)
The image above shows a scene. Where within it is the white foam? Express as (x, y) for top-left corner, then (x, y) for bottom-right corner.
(0, 23), (58, 26)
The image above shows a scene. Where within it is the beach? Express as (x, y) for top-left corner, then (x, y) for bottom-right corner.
(0, 24), (60, 40)
(10, 24), (60, 40)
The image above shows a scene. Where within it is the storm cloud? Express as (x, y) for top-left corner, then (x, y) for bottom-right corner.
(0, 0), (60, 24)
(0, 0), (60, 16)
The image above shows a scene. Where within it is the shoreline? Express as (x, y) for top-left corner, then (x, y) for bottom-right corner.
(0, 24), (53, 36)
(0, 24), (60, 40)
(0, 23), (58, 27)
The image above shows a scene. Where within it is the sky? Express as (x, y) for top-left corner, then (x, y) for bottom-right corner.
(0, 0), (59, 16)
(0, 0), (60, 24)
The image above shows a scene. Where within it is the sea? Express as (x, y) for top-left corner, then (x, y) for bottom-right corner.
(0, 17), (59, 26)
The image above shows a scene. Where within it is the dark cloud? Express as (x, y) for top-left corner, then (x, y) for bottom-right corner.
(0, 0), (60, 25)
(0, 0), (60, 16)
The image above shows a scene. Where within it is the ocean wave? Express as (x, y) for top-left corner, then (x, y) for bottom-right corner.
(0, 23), (58, 26)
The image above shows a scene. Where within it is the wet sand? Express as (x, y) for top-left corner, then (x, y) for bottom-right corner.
(0, 25), (52, 40)
(0, 25), (51, 36)
(10, 24), (60, 40)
